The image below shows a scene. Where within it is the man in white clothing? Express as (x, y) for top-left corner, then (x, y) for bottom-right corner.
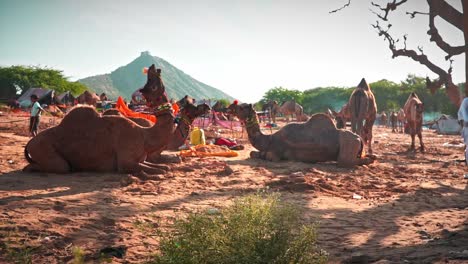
(457, 97), (468, 178)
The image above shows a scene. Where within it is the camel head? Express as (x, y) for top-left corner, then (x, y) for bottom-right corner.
(139, 64), (169, 107)
(177, 95), (195, 109)
(228, 102), (256, 122)
(180, 102), (211, 121)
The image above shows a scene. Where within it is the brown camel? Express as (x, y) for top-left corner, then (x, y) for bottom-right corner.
(390, 111), (398, 132)
(262, 100), (280, 123)
(397, 108), (406, 133)
(228, 103), (375, 167)
(403, 92), (425, 152)
(23, 65), (175, 174)
(279, 100), (304, 122)
(380, 111), (388, 127)
(76, 90), (101, 106)
(330, 103), (351, 129)
(348, 78), (377, 154)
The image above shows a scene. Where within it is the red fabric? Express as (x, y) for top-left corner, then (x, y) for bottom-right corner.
(215, 138), (237, 147)
(116, 96), (157, 123)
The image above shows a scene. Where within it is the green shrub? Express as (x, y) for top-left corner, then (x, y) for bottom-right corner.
(150, 193), (327, 264)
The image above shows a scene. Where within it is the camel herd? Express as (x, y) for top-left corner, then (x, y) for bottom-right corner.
(24, 65), (210, 174)
(23, 66), (427, 174)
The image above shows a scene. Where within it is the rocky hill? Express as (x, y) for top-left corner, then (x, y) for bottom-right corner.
(78, 51), (234, 101)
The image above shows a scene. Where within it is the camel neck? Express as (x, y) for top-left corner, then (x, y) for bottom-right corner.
(167, 113), (192, 150)
(144, 104), (175, 153)
(243, 113), (270, 151)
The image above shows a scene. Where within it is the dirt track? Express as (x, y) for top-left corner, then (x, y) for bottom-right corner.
(0, 113), (467, 263)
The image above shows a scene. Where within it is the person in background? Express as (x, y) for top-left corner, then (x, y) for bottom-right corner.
(30, 94), (44, 137)
(457, 96), (468, 178)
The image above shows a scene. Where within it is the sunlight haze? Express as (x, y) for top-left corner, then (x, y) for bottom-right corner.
(0, 0), (464, 102)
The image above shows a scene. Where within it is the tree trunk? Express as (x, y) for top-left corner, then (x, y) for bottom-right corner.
(463, 1), (468, 97)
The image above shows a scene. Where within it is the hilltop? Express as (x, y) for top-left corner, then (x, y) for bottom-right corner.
(78, 51), (234, 101)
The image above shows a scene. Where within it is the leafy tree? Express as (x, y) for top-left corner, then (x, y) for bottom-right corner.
(0, 65), (88, 99)
(261, 87), (304, 106)
(214, 98), (231, 108)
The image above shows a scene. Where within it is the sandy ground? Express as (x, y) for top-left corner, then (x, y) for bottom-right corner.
(0, 111), (467, 263)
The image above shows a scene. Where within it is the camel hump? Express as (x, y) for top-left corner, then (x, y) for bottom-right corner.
(62, 105), (100, 125)
(306, 113), (336, 129)
(357, 78), (370, 91)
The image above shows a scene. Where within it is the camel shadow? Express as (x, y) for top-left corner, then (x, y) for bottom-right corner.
(0, 170), (125, 205)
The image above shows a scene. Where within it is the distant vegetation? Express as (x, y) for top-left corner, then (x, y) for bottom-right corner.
(0, 66), (88, 99)
(259, 75), (460, 116)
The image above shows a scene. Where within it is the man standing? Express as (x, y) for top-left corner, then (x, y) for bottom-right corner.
(30, 94), (44, 137)
(458, 97), (468, 178)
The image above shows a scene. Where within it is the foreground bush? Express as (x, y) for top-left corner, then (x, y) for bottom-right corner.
(150, 193), (327, 264)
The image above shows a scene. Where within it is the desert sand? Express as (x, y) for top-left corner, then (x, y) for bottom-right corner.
(0, 112), (467, 263)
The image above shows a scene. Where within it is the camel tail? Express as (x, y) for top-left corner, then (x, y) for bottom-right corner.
(24, 141), (35, 164)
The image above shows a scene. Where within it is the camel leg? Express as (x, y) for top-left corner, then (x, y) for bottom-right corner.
(409, 131), (416, 151)
(367, 127), (373, 155)
(23, 148), (71, 174)
(265, 151), (280, 162)
(417, 127), (425, 152)
(143, 161), (171, 171)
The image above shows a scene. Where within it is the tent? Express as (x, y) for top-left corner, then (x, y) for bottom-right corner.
(431, 114), (462, 135)
(18, 88), (54, 108)
(56, 91), (75, 105)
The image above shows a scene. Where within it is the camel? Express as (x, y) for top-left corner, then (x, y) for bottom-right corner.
(76, 90), (101, 106)
(227, 102), (375, 167)
(329, 103), (351, 129)
(390, 111), (398, 132)
(262, 100), (280, 123)
(279, 100), (304, 122)
(348, 78), (377, 154)
(403, 92), (425, 152)
(23, 65), (176, 174)
(397, 108), (406, 133)
(380, 111), (388, 127)
(104, 102), (210, 149)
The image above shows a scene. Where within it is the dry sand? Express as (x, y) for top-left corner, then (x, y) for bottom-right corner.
(0, 112), (467, 263)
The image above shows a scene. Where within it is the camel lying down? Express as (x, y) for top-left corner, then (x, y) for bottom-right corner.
(228, 103), (375, 167)
(24, 105), (175, 174)
(23, 64), (177, 174)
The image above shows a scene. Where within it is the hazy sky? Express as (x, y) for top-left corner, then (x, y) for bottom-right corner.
(0, 0), (464, 102)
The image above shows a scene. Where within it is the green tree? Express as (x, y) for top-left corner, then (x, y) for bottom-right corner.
(261, 87), (304, 106)
(0, 65), (88, 99)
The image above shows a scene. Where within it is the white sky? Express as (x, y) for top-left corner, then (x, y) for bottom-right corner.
(0, 0), (464, 102)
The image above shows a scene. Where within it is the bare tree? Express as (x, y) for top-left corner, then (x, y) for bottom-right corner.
(331, 0), (468, 107)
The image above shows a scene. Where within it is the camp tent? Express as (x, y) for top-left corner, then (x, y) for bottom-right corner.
(56, 91), (75, 105)
(431, 114), (462, 135)
(18, 88), (54, 108)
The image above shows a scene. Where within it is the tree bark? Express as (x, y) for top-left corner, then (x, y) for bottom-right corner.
(463, 1), (468, 97)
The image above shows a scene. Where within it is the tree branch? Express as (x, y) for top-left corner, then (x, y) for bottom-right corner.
(427, 0), (463, 31)
(406, 11), (429, 18)
(427, 11), (466, 59)
(329, 0), (351, 14)
(370, 0), (408, 21)
(372, 21), (461, 105)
